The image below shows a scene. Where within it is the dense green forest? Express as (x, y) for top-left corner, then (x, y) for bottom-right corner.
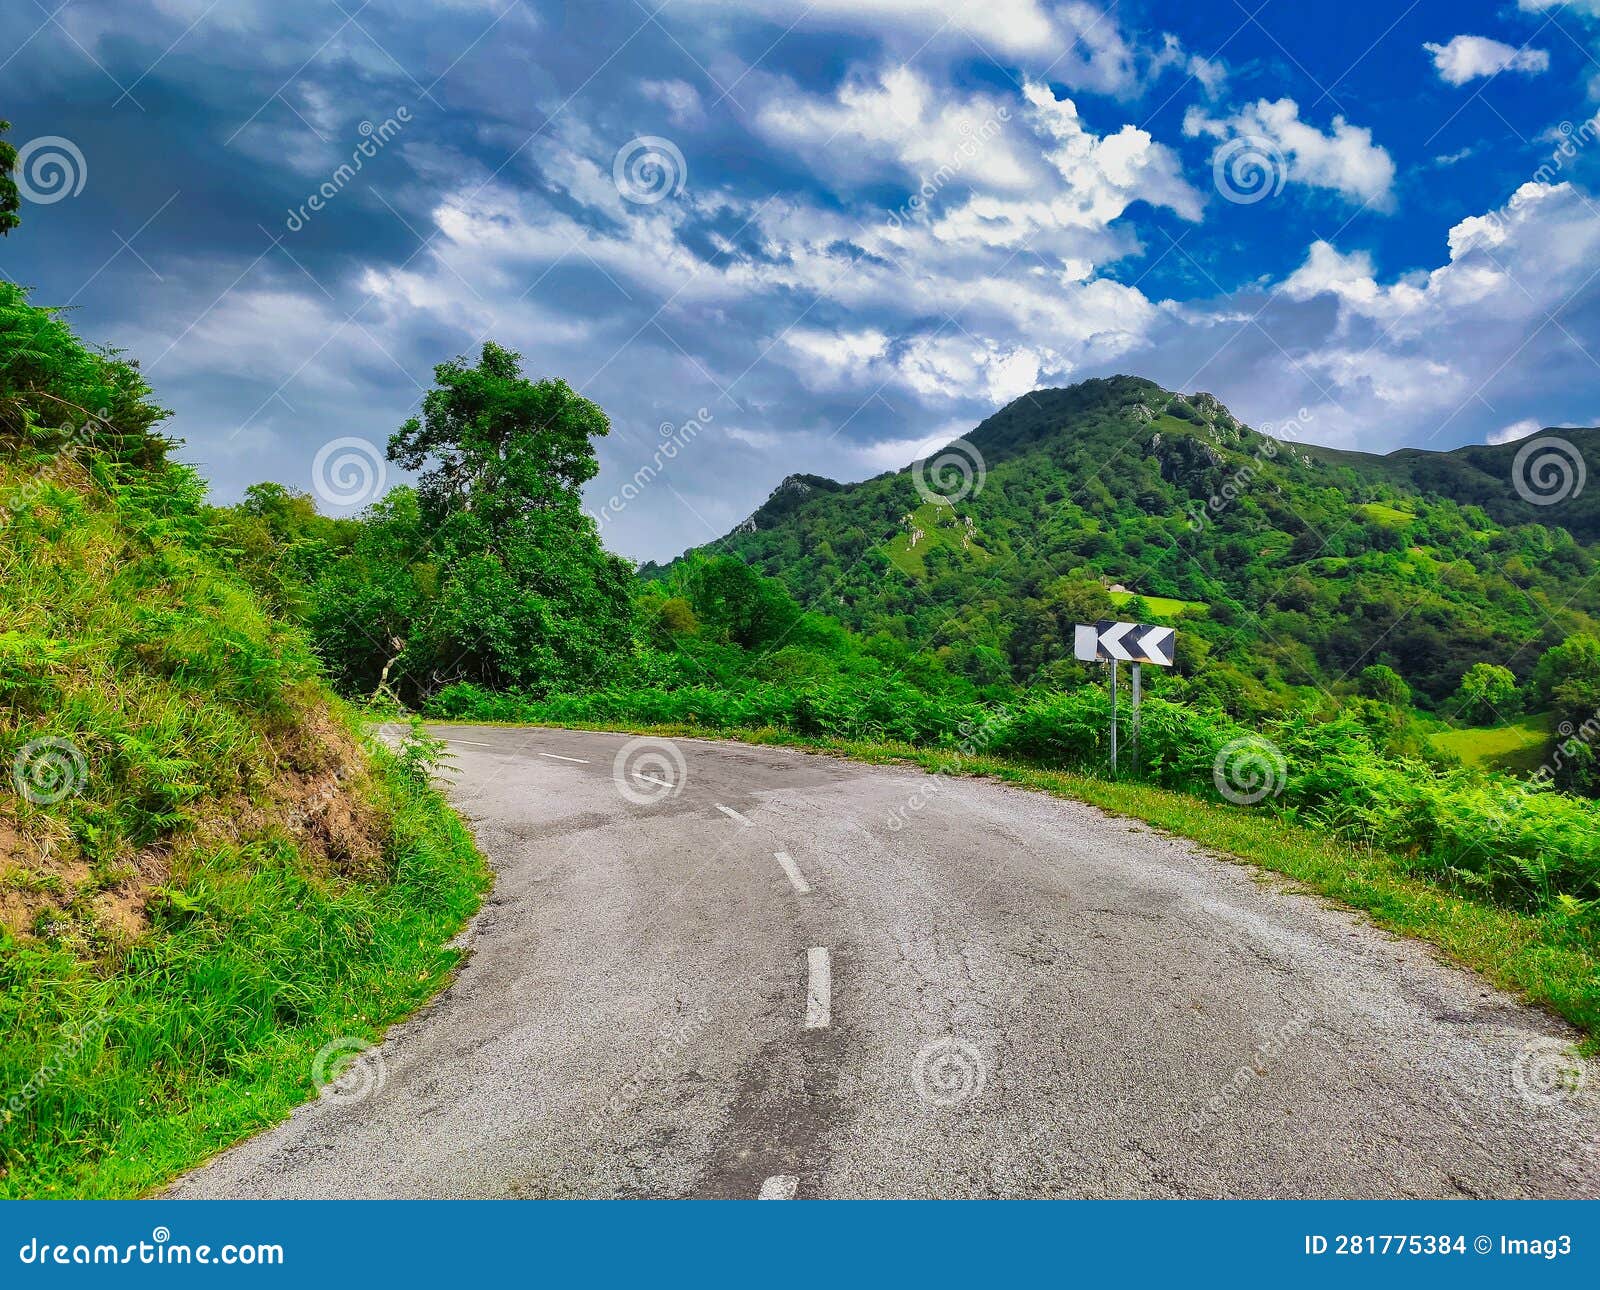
(650, 376), (1600, 720)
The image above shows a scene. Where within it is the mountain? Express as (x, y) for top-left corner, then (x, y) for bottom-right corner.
(648, 376), (1600, 708)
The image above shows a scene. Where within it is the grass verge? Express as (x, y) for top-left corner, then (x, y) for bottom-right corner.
(0, 726), (487, 1199)
(442, 718), (1599, 1048)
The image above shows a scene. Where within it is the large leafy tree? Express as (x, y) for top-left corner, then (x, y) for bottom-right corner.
(1451, 662), (1519, 725)
(313, 342), (633, 698)
(0, 120), (19, 238)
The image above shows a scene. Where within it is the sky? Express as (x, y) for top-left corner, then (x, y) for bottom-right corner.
(5, 0), (1600, 563)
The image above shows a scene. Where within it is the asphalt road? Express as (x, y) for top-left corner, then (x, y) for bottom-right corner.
(170, 725), (1600, 1199)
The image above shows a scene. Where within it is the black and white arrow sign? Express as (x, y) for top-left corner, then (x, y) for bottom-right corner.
(1073, 620), (1176, 667)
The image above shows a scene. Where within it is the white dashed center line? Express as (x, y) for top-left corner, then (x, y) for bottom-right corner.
(773, 851), (811, 894)
(758, 1174), (799, 1199)
(805, 947), (831, 1030)
(538, 752), (589, 763)
(633, 772), (674, 788)
(716, 803), (752, 826)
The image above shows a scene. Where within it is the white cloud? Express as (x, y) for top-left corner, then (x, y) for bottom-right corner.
(1192, 180), (1600, 447)
(640, 79), (706, 127)
(675, 0), (1154, 94)
(674, 0), (1061, 57)
(751, 65), (1034, 192)
(1518, 0), (1600, 13)
(897, 335), (1054, 404)
(779, 327), (890, 387)
(1423, 35), (1549, 86)
(1184, 97), (1396, 207)
(1187, 53), (1228, 98)
(1023, 79), (1204, 222)
(1489, 418), (1542, 444)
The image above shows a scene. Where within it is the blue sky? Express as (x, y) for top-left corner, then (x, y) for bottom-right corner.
(5, 0), (1600, 561)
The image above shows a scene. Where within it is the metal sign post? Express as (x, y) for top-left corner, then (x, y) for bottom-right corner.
(1075, 620), (1175, 776)
(1109, 659), (1118, 774)
(1130, 660), (1141, 775)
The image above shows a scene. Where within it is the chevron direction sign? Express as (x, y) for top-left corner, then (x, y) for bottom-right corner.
(1074, 620), (1176, 667)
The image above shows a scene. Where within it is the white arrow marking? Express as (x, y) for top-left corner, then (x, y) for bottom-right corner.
(805, 948), (831, 1029)
(759, 1175), (799, 1199)
(1137, 626), (1174, 663)
(1100, 622), (1136, 661)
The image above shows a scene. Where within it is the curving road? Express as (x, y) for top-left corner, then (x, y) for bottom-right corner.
(171, 725), (1600, 1199)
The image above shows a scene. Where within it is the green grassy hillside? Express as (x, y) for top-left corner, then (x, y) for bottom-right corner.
(0, 284), (487, 1197)
(1431, 712), (1554, 776)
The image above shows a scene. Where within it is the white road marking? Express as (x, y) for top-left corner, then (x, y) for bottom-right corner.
(758, 1174), (798, 1200)
(716, 803), (752, 826)
(773, 851), (811, 895)
(446, 739), (590, 763)
(633, 771), (675, 788)
(805, 947), (831, 1030)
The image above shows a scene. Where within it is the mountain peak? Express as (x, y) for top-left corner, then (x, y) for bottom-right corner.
(963, 375), (1249, 463)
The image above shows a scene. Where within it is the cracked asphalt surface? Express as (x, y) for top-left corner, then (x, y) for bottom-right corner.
(169, 725), (1600, 1199)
